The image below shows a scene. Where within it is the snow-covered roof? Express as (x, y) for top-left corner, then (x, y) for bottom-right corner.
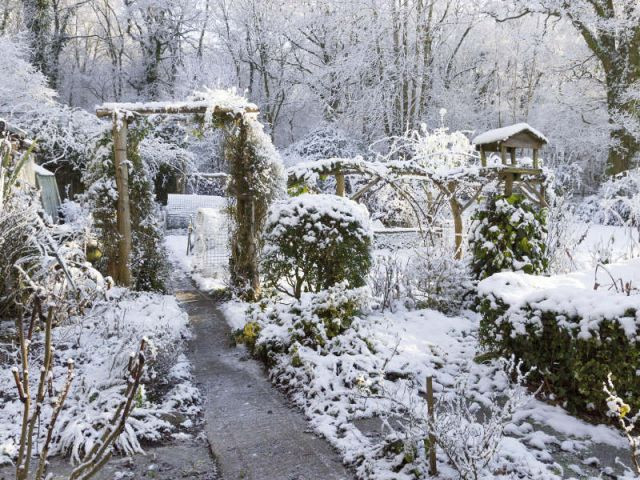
(472, 123), (547, 146)
(33, 164), (55, 176)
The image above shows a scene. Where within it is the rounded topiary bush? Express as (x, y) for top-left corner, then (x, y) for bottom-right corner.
(262, 194), (373, 298)
(469, 193), (548, 280)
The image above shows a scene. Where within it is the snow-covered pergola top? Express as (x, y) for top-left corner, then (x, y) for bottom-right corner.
(96, 91), (259, 118)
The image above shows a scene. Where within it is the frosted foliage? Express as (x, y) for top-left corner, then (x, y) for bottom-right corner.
(0, 291), (199, 465)
(600, 169), (640, 227)
(411, 122), (475, 172)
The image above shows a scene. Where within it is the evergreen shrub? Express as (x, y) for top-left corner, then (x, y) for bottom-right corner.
(262, 194), (372, 298)
(469, 194), (548, 280)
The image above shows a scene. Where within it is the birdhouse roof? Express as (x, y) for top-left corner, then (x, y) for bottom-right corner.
(472, 123), (547, 148)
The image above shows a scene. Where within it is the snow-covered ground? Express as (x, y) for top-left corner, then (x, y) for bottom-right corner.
(222, 298), (632, 479)
(0, 289), (200, 466)
(170, 222), (640, 479)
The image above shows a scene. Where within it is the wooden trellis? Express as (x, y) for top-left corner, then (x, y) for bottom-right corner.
(95, 101), (259, 287)
(288, 124), (547, 260)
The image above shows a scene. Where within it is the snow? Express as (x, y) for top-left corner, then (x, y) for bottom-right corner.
(33, 163), (55, 176)
(0, 290), (199, 466)
(97, 88), (258, 117)
(221, 295), (633, 478)
(165, 234), (227, 292)
(266, 193), (373, 239)
(478, 258), (640, 338)
(472, 123), (548, 145)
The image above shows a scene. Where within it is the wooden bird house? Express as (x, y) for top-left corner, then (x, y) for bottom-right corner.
(472, 123), (547, 169)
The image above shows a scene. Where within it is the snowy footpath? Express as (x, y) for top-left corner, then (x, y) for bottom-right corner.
(172, 267), (353, 480)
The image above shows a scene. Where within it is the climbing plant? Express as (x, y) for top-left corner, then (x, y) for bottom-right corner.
(191, 88), (286, 299)
(469, 193), (548, 280)
(83, 122), (169, 292)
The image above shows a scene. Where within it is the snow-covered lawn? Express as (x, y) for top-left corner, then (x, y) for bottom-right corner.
(0, 289), (200, 466)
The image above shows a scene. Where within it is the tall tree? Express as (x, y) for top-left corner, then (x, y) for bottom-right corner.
(493, 0), (640, 175)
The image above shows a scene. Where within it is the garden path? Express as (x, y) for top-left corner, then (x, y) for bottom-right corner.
(172, 270), (354, 480)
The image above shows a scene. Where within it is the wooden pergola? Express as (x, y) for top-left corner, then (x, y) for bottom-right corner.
(95, 101), (259, 287)
(288, 124), (548, 259)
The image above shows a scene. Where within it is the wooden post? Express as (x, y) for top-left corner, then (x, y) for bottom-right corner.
(480, 147), (487, 167)
(113, 113), (132, 287)
(510, 148), (516, 166)
(500, 145), (507, 165)
(448, 187), (464, 260)
(532, 148), (539, 169)
(504, 173), (514, 197)
(426, 376), (437, 476)
(335, 172), (345, 197)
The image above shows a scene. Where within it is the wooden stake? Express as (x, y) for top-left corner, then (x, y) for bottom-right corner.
(504, 172), (514, 196)
(335, 172), (345, 197)
(426, 376), (437, 476)
(113, 114), (132, 287)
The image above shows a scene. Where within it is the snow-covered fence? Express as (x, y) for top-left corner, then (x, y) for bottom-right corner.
(165, 194), (227, 229)
(191, 206), (231, 278)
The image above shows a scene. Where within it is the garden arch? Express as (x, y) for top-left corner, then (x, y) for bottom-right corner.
(95, 90), (285, 299)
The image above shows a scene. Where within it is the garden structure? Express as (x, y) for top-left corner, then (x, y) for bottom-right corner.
(95, 91), (284, 299)
(1, 119), (61, 221)
(472, 122), (548, 200)
(287, 123), (547, 259)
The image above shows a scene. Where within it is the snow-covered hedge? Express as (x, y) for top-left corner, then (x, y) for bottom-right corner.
(262, 194), (373, 298)
(477, 260), (640, 417)
(469, 194), (548, 280)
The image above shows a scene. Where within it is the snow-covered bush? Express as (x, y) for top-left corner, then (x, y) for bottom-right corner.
(82, 126), (170, 292)
(262, 194), (373, 298)
(477, 260), (640, 418)
(469, 194), (548, 280)
(368, 251), (473, 314)
(0, 289), (199, 467)
(235, 283), (371, 362)
(428, 359), (532, 480)
(598, 169), (640, 227)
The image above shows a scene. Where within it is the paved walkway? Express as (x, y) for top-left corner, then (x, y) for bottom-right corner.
(173, 273), (353, 480)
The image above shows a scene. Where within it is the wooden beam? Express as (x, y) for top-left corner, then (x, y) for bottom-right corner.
(113, 116), (132, 287)
(510, 148), (516, 166)
(351, 177), (381, 202)
(96, 103), (259, 118)
(533, 149), (539, 169)
(480, 147), (487, 167)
